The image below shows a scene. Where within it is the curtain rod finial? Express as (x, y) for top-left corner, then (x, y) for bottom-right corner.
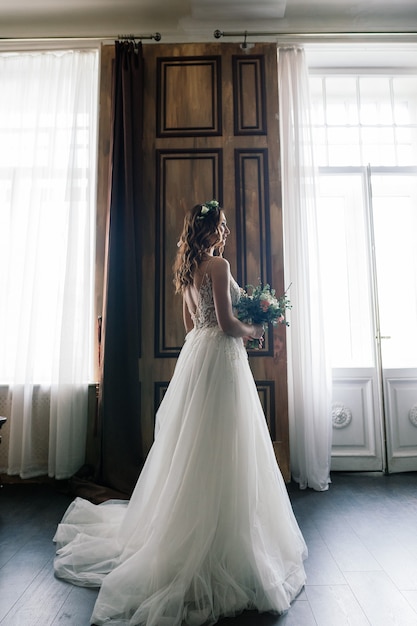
(214, 30), (223, 39)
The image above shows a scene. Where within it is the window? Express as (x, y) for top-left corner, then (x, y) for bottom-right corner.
(0, 49), (99, 384)
(310, 75), (417, 167)
(310, 73), (417, 368)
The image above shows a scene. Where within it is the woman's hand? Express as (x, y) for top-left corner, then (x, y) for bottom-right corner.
(250, 324), (265, 340)
(243, 335), (264, 349)
(243, 324), (265, 350)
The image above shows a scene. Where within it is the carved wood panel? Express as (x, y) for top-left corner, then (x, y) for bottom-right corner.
(385, 374), (417, 472)
(232, 55), (267, 135)
(234, 148), (274, 355)
(157, 56), (222, 137)
(142, 42), (289, 479)
(330, 373), (383, 471)
(155, 148), (223, 356)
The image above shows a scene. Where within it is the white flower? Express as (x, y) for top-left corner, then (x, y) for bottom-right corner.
(200, 205), (209, 215)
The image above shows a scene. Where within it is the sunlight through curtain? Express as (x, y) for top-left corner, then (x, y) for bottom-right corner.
(0, 49), (99, 479)
(278, 46), (332, 491)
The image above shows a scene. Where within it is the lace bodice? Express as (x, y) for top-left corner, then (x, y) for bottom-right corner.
(190, 273), (241, 330)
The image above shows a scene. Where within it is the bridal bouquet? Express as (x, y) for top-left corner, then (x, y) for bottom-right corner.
(236, 282), (291, 350)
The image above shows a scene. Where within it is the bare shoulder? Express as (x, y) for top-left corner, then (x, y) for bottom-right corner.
(210, 256), (230, 276)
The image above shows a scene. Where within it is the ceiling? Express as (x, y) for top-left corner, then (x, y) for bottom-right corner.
(1, 0), (417, 41)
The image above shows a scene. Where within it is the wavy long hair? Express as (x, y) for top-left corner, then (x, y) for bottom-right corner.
(173, 202), (224, 294)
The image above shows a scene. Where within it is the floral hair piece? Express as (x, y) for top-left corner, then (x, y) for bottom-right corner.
(196, 199), (219, 220)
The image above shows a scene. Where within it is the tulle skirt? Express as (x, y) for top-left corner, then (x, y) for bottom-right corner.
(54, 326), (307, 625)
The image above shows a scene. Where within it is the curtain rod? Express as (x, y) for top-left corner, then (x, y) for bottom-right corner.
(0, 33), (162, 43)
(214, 29), (417, 43)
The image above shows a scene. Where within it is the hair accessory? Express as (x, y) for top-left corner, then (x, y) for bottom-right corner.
(197, 199), (219, 220)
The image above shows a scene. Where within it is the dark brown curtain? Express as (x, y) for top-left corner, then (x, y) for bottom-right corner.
(96, 41), (144, 496)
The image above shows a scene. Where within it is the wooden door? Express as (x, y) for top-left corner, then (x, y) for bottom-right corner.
(140, 42), (290, 480)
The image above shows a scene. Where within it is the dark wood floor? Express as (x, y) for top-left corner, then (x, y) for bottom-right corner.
(1, 472), (417, 625)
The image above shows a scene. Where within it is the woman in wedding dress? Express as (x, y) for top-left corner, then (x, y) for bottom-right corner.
(53, 200), (307, 626)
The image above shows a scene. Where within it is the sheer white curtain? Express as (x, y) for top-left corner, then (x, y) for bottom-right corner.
(0, 49), (98, 479)
(278, 46), (332, 491)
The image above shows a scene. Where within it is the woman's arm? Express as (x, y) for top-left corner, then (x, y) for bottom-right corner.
(183, 296), (194, 333)
(211, 257), (263, 339)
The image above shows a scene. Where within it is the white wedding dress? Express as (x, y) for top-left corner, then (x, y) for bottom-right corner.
(54, 273), (307, 626)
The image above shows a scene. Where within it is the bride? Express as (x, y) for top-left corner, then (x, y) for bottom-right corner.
(54, 200), (307, 626)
